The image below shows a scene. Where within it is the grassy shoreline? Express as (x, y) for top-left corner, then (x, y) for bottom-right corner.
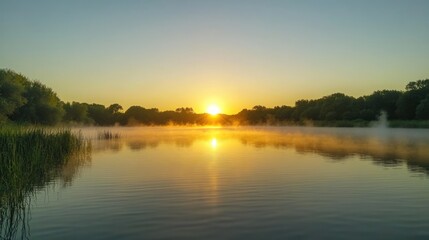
(294, 120), (429, 128)
(0, 127), (91, 239)
(231, 120), (429, 128)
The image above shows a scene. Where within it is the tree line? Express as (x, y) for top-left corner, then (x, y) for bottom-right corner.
(1, 69), (429, 126)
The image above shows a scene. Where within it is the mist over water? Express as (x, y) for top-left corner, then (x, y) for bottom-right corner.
(372, 111), (389, 129)
(8, 127), (429, 239)
(78, 126), (429, 170)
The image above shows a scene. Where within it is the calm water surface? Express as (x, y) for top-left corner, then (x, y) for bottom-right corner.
(14, 127), (429, 239)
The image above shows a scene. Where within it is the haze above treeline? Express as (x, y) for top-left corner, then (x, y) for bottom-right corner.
(1, 69), (429, 126)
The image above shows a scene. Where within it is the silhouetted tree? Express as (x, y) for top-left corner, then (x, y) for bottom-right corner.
(108, 104), (123, 114)
(107, 103), (123, 124)
(247, 106), (268, 124)
(318, 93), (356, 120)
(364, 90), (402, 119)
(416, 95), (429, 119)
(273, 105), (294, 121)
(405, 79), (429, 91)
(175, 107), (194, 114)
(123, 106), (160, 125)
(396, 79), (429, 119)
(86, 104), (110, 125)
(2, 69), (429, 126)
(63, 102), (89, 123)
(292, 100), (311, 120)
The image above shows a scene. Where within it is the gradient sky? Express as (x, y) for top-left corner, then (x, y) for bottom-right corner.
(1, 0), (429, 114)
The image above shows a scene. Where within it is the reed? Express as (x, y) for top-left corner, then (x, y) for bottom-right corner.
(97, 130), (120, 140)
(0, 127), (91, 240)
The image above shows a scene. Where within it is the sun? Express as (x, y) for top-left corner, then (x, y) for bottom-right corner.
(207, 104), (221, 116)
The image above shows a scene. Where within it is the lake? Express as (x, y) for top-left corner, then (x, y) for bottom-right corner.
(4, 126), (429, 239)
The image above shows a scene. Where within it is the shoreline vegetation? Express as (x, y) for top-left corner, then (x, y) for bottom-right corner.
(1, 69), (429, 128)
(0, 127), (91, 239)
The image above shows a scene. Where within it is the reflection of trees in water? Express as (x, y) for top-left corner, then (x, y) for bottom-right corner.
(92, 137), (195, 152)
(126, 138), (194, 150)
(0, 147), (91, 240)
(239, 132), (429, 175)
(128, 140), (159, 150)
(91, 139), (125, 152)
(93, 128), (429, 176)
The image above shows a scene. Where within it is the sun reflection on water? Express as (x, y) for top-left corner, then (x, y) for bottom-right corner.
(211, 138), (218, 149)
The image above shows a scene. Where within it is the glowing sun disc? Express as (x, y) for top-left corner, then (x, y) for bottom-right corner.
(207, 105), (220, 115)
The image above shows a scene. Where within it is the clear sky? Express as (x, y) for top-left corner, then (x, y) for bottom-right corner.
(1, 0), (428, 114)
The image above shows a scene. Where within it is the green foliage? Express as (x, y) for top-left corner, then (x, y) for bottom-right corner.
(273, 105), (293, 121)
(358, 109), (377, 121)
(396, 91), (424, 119)
(86, 104), (110, 125)
(389, 120), (429, 128)
(364, 90), (402, 119)
(245, 105), (270, 124)
(319, 93), (355, 120)
(108, 103), (123, 114)
(107, 103), (123, 124)
(397, 79), (429, 119)
(312, 120), (370, 127)
(11, 81), (65, 125)
(416, 95), (429, 119)
(405, 79), (429, 91)
(64, 101), (90, 123)
(0, 70), (28, 122)
(1, 69), (429, 127)
(123, 106), (160, 125)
